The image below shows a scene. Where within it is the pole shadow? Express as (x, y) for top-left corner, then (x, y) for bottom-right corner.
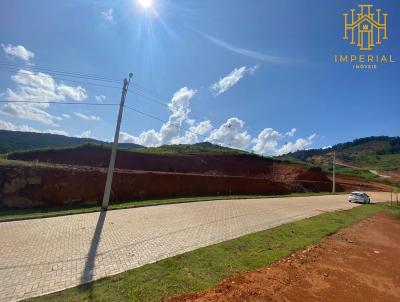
(80, 210), (107, 290)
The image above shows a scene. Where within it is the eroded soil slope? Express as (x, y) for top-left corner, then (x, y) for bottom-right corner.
(2, 146), (392, 208)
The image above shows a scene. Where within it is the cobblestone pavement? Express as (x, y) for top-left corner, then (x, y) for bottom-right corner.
(0, 192), (389, 301)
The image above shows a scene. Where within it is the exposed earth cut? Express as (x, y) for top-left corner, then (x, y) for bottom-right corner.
(0, 146), (391, 208)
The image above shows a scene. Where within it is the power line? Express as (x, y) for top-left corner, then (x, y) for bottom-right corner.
(128, 86), (213, 121)
(0, 67), (121, 90)
(0, 63), (212, 120)
(123, 104), (246, 152)
(124, 104), (169, 124)
(0, 100), (246, 152)
(0, 64), (244, 151)
(124, 103), (212, 145)
(0, 62), (122, 83)
(128, 87), (171, 108)
(0, 100), (120, 106)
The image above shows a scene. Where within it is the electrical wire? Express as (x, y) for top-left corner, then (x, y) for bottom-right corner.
(0, 67), (122, 90)
(0, 100), (120, 106)
(0, 63), (211, 119)
(123, 103), (245, 152)
(0, 62), (122, 83)
(0, 64), (246, 151)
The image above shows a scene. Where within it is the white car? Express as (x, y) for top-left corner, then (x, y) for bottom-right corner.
(348, 192), (371, 204)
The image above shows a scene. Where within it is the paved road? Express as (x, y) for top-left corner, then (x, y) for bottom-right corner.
(0, 192), (389, 301)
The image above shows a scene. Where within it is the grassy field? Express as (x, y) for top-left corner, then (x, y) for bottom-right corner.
(28, 202), (399, 302)
(0, 192), (341, 222)
(352, 153), (400, 171)
(322, 164), (398, 187)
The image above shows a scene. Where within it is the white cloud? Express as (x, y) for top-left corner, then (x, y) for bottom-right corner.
(57, 84), (87, 101)
(95, 95), (106, 102)
(172, 120), (214, 145)
(46, 129), (68, 136)
(158, 87), (197, 144)
(0, 119), (38, 132)
(117, 86), (316, 154)
(61, 113), (71, 119)
(252, 129), (316, 156)
(1, 44), (34, 61)
(101, 8), (114, 23)
(247, 65), (259, 75)
(77, 130), (94, 139)
(277, 134), (316, 155)
(0, 69), (87, 125)
(1, 102), (57, 125)
(285, 128), (297, 137)
(207, 117), (251, 149)
(74, 112), (100, 121)
(199, 32), (304, 65)
(211, 65), (258, 96)
(190, 120), (213, 135)
(252, 128), (281, 155)
(119, 87), (214, 147)
(120, 129), (161, 147)
(0, 119), (68, 136)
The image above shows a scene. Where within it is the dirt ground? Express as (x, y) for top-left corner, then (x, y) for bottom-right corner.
(171, 213), (400, 302)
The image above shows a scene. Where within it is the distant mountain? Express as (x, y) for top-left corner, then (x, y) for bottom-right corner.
(0, 130), (246, 156)
(0, 130), (143, 154)
(280, 136), (400, 185)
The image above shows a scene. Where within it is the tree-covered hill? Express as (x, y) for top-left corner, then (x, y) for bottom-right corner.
(0, 130), (142, 154)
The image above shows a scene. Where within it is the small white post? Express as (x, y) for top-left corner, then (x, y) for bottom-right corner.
(332, 150), (336, 193)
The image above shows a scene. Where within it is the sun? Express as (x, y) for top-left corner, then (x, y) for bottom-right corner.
(138, 0), (153, 9)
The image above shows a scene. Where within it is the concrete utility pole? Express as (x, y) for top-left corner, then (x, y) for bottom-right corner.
(101, 73), (133, 210)
(332, 150), (336, 193)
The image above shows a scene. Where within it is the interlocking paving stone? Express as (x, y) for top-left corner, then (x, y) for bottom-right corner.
(0, 192), (389, 301)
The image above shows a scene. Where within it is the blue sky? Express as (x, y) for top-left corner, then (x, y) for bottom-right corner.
(0, 0), (398, 155)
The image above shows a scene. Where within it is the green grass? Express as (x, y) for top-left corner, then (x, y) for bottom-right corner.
(352, 153), (400, 171)
(27, 202), (399, 302)
(5, 142), (248, 158)
(130, 142), (247, 155)
(0, 192), (341, 222)
(322, 164), (399, 187)
(325, 165), (381, 180)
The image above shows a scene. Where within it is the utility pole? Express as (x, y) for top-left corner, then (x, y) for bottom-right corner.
(101, 73), (133, 210)
(332, 150), (336, 193)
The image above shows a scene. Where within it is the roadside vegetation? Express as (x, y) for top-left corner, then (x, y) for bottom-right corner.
(28, 202), (400, 302)
(0, 192), (341, 222)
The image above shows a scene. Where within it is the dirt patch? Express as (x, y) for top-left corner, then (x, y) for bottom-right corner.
(171, 213), (400, 302)
(383, 169), (400, 184)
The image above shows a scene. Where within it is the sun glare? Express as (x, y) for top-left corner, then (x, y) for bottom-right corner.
(138, 0), (153, 9)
